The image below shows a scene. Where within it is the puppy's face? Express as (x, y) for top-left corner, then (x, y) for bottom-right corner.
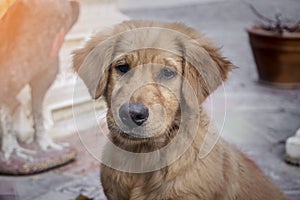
(73, 21), (232, 151)
(107, 49), (183, 142)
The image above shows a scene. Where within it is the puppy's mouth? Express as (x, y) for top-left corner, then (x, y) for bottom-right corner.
(119, 131), (146, 140)
(117, 122), (179, 143)
(118, 122), (162, 140)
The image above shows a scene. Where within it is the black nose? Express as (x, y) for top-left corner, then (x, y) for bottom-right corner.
(119, 103), (149, 127)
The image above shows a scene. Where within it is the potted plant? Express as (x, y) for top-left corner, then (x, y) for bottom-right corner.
(247, 4), (300, 88)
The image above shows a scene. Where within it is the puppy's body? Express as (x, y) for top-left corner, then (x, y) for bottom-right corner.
(73, 20), (289, 200)
(101, 108), (287, 200)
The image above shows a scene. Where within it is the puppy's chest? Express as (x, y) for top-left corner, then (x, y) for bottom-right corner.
(118, 172), (159, 188)
(111, 171), (167, 198)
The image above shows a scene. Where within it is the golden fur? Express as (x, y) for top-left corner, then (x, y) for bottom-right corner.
(73, 20), (289, 200)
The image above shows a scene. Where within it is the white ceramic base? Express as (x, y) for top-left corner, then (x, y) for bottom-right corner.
(285, 128), (300, 164)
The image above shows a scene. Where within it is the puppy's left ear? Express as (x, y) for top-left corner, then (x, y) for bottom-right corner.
(72, 32), (114, 99)
(181, 39), (233, 107)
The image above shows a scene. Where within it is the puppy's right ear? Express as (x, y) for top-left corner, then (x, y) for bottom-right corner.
(72, 33), (114, 99)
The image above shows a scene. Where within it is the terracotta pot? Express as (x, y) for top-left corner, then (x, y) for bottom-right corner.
(247, 26), (300, 88)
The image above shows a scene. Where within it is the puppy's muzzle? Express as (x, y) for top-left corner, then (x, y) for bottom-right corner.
(119, 102), (149, 128)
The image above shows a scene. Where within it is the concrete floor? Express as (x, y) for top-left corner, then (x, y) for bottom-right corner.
(1, 0), (299, 199)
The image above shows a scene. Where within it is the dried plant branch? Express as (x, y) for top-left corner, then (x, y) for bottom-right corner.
(248, 3), (275, 24)
(247, 3), (300, 34)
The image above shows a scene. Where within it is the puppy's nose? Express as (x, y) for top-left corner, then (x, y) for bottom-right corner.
(119, 103), (149, 127)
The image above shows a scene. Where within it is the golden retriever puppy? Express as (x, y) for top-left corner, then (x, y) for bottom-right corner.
(73, 20), (289, 200)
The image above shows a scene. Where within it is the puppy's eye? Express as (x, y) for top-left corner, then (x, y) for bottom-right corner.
(161, 67), (177, 79)
(115, 63), (130, 74)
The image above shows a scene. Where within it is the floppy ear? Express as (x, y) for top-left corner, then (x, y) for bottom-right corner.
(72, 32), (115, 99)
(181, 39), (233, 107)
